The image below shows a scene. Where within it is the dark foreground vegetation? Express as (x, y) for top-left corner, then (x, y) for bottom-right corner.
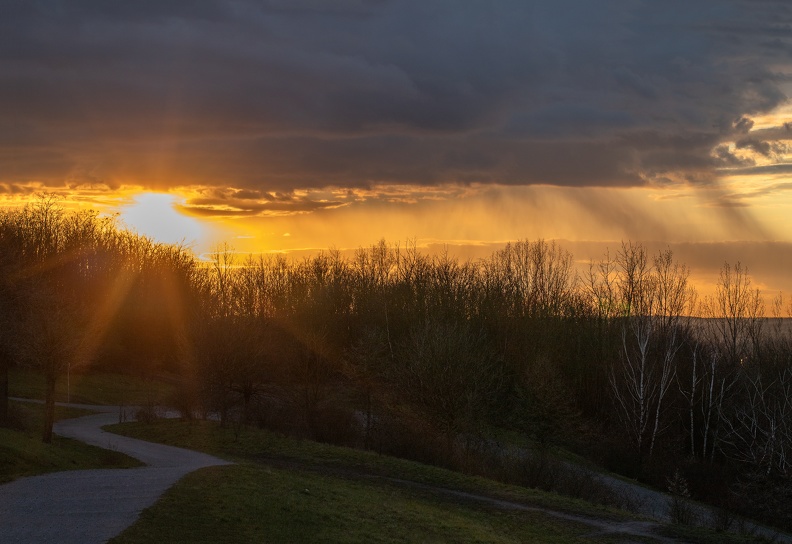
(3, 196), (792, 530)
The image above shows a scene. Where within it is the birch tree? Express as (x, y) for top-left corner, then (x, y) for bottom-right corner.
(678, 342), (735, 461)
(609, 244), (694, 458)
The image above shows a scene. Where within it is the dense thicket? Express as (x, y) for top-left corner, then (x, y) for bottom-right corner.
(3, 199), (792, 527)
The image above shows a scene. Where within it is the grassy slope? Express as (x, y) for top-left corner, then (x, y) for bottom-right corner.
(9, 367), (175, 406)
(111, 464), (603, 544)
(106, 419), (627, 520)
(108, 421), (616, 544)
(108, 420), (760, 544)
(108, 420), (759, 544)
(0, 401), (142, 483)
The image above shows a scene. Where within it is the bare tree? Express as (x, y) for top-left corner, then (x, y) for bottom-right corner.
(395, 320), (501, 458)
(702, 262), (764, 366)
(1, 196), (198, 439)
(343, 326), (390, 449)
(609, 244), (694, 458)
(609, 243), (655, 457)
(23, 285), (84, 442)
(0, 209), (25, 424)
(287, 327), (340, 438)
(678, 341), (735, 461)
(488, 239), (577, 318)
(207, 243), (237, 318)
(585, 248), (619, 321)
(648, 249), (695, 456)
(720, 366), (792, 476)
(6, 197), (94, 441)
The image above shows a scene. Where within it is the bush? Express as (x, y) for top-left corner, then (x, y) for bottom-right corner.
(1, 402), (27, 431)
(369, 411), (448, 467)
(667, 469), (696, 525)
(311, 403), (359, 446)
(135, 406), (159, 424)
(730, 470), (792, 532)
(707, 506), (734, 533)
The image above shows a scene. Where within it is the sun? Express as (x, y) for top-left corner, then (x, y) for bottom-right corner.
(119, 192), (204, 246)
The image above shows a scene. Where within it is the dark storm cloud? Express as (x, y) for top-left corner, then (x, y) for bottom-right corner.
(85, 134), (641, 188)
(0, 0), (789, 190)
(735, 138), (773, 156)
(713, 145), (754, 167)
(721, 163), (792, 177)
(177, 186), (348, 217)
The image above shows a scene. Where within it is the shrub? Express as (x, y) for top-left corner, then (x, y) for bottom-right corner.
(667, 469), (696, 525)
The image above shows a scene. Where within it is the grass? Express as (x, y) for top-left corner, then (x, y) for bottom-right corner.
(107, 420), (775, 544)
(111, 464), (609, 544)
(106, 419), (644, 544)
(0, 400), (143, 483)
(106, 419), (627, 520)
(658, 524), (780, 544)
(9, 367), (175, 406)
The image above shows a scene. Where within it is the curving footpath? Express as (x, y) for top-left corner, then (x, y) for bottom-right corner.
(0, 404), (231, 544)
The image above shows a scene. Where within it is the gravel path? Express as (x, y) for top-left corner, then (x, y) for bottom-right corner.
(0, 404), (231, 544)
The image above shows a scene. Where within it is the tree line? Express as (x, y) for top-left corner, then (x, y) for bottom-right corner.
(2, 198), (792, 527)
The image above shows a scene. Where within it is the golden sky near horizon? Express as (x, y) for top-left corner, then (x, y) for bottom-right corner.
(2, 1), (792, 303)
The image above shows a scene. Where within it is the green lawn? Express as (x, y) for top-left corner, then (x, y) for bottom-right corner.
(106, 420), (639, 544)
(106, 420), (767, 544)
(106, 419), (628, 520)
(9, 367), (175, 406)
(0, 400), (142, 483)
(111, 464), (607, 544)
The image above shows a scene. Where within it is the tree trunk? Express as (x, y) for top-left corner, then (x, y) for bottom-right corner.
(242, 387), (252, 425)
(444, 424), (456, 464)
(364, 391), (372, 450)
(42, 373), (56, 443)
(0, 362), (8, 425)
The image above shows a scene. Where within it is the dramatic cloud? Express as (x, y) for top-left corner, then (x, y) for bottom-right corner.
(1, 0), (790, 192)
(177, 186), (350, 217)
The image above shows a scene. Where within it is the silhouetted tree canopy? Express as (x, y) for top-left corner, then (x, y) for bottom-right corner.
(4, 201), (792, 528)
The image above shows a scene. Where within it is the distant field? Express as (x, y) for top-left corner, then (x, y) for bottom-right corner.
(688, 317), (792, 336)
(9, 368), (175, 406)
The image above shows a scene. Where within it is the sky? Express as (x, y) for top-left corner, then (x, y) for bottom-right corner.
(1, 0), (792, 300)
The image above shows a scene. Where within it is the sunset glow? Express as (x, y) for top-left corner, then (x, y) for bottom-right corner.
(118, 193), (207, 247)
(2, 2), (792, 299)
